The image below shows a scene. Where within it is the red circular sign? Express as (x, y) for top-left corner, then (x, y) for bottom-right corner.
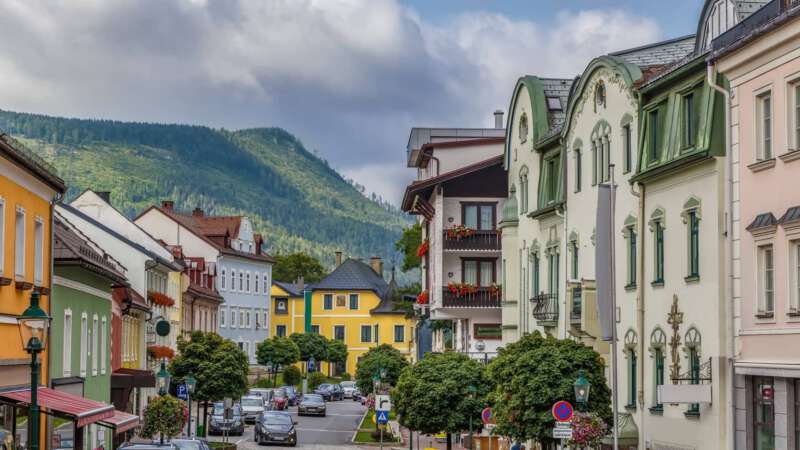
(481, 407), (494, 425)
(552, 401), (574, 422)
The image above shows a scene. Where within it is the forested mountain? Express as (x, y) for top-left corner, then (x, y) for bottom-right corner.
(0, 110), (411, 274)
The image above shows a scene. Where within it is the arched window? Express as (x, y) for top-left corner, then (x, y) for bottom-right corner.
(230, 270), (236, 292)
(649, 328), (667, 411)
(649, 207), (666, 285)
(624, 330), (638, 409)
(239, 271), (244, 291)
(591, 121), (612, 185)
(684, 327), (702, 416)
(519, 112), (529, 144)
(519, 166), (529, 214)
(682, 197), (702, 280)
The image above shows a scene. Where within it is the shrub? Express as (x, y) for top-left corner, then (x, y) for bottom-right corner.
(253, 377), (272, 388)
(308, 371), (327, 390)
(340, 372), (352, 381)
(283, 366), (302, 387)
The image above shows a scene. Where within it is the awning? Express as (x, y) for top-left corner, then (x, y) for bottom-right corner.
(0, 387), (114, 428)
(98, 410), (139, 434)
(111, 368), (156, 389)
(113, 287), (151, 313)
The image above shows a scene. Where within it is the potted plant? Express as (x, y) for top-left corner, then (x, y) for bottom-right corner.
(416, 239), (430, 257)
(416, 291), (429, 305)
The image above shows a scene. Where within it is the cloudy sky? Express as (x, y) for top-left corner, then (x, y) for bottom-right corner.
(0, 0), (702, 204)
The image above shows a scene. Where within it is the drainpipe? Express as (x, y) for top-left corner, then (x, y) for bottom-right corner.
(555, 207), (568, 339)
(630, 178), (645, 446)
(707, 62), (735, 450)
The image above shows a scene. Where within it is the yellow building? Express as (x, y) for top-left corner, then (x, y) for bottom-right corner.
(271, 257), (415, 376)
(0, 134), (66, 442)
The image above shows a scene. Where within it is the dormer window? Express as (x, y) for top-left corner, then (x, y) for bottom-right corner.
(547, 97), (562, 111)
(594, 81), (606, 112)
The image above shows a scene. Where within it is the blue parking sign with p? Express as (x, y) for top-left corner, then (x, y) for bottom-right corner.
(376, 410), (389, 424)
(177, 384), (188, 400)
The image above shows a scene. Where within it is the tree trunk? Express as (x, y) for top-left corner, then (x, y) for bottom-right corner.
(202, 401), (209, 437)
(273, 364), (278, 387)
(446, 433), (452, 450)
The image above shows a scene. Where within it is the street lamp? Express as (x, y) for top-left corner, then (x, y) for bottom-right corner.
(157, 360), (172, 396)
(185, 372), (197, 438)
(574, 370), (591, 412)
(18, 291), (50, 450)
(467, 385), (478, 450)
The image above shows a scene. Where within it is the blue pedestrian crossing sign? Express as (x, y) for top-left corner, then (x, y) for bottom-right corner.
(376, 410), (389, 425)
(177, 384), (188, 400)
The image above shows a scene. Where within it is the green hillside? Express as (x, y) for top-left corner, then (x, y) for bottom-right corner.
(0, 110), (411, 273)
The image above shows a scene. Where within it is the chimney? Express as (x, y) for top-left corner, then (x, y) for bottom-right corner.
(494, 110), (504, 129)
(192, 207), (204, 217)
(335, 251), (342, 267)
(96, 191), (111, 204)
(369, 256), (382, 276)
(161, 200), (174, 211)
(295, 276), (305, 293)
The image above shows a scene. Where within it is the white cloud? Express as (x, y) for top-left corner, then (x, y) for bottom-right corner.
(0, 1), (661, 205)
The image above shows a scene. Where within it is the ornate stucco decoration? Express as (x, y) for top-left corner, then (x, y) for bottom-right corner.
(667, 294), (684, 382)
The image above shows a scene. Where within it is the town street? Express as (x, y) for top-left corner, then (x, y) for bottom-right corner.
(207, 399), (367, 449)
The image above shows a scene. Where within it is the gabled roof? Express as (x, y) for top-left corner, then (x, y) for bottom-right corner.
(611, 35), (696, 67)
(401, 155), (503, 211)
(273, 281), (305, 297)
(370, 271), (405, 315)
(53, 210), (128, 285)
(313, 258), (388, 295)
(0, 133), (66, 193)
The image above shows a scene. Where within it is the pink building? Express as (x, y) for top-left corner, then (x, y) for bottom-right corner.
(713, 3), (800, 448)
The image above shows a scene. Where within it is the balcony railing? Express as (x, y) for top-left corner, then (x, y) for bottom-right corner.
(442, 287), (501, 308)
(531, 293), (559, 324)
(443, 230), (501, 251)
(570, 287), (582, 324)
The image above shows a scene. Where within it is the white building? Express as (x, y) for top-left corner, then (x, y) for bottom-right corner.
(135, 201), (274, 364)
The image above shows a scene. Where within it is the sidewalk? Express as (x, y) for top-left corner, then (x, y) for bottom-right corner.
(392, 426), (450, 450)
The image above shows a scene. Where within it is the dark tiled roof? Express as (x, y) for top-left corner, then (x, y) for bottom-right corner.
(273, 281), (304, 297)
(746, 212), (778, 231)
(313, 259), (388, 295)
(0, 133), (66, 193)
(612, 35), (696, 67)
(370, 276), (404, 315)
(736, 0), (773, 21)
(402, 155), (503, 211)
(779, 206), (800, 224)
(53, 210), (128, 285)
(541, 78), (574, 135)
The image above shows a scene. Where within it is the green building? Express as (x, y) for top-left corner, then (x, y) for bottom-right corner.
(50, 210), (128, 449)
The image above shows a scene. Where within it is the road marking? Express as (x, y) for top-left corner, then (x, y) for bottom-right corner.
(296, 428), (356, 433)
(235, 438), (246, 445)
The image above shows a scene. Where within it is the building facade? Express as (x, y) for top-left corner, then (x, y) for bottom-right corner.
(712, 1), (800, 448)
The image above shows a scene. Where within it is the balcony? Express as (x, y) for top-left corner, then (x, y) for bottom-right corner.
(442, 287), (501, 308)
(570, 287), (582, 325)
(443, 230), (501, 251)
(531, 293), (559, 325)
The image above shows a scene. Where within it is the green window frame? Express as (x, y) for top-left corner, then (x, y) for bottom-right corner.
(623, 123), (632, 173)
(547, 159), (557, 203)
(574, 147), (582, 193)
(547, 252), (559, 296)
(687, 348), (701, 415)
(591, 142), (598, 186)
(654, 221), (664, 284)
(532, 253), (540, 295)
(626, 226), (637, 288)
(394, 325), (405, 343)
(323, 294), (333, 310)
(276, 325), (287, 337)
(570, 241), (579, 280)
(627, 350), (637, 409)
(688, 211), (700, 279)
(653, 348), (664, 410)
(648, 109), (660, 163)
(682, 93), (695, 149)
(360, 325), (372, 343)
(349, 294), (359, 310)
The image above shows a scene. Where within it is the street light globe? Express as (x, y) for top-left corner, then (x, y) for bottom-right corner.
(574, 369), (591, 405)
(18, 291), (50, 352)
(185, 372), (197, 395)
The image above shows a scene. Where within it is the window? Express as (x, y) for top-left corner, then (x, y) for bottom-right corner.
(531, 253), (540, 295)
(221, 269), (226, 290)
(33, 219), (43, 285)
(626, 226), (637, 288)
(394, 325), (405, 343)
(334, 325), (345, 341)
(654, 221), (665, 284)
(263, 274), (268, 294)
(519, 167), (529, 214)
(360, 325), (372, 343)
(649, 109), (660, 163)
(757, 91), (772, 160)
(246, 272), (250, 292)
(101, 317), (107, 375)
(570, 240), (579, 281)
(682, 93), (695, 148)
(686, 327), (702, 416)
(275, 298), (288, 315)
(14, 208), (24, 278)
(349, 294), (359, 310)
(239, 272), (243, 291)
(547, 158), (558, 202)
(311, 324), (320, 334)
(230, 270), (236, 291)
(547, 251), (559, 295)
(758, 245), (775, 316)
(220, 307), (226, 327)
(80, 313), (88, 377)
(753, 376), (775, 450)
(254, 272), (259, 293)
(374, 324), (380, 343)
(627, 350), (637, 409)
(63, 309), (72, 377)
(591, 141), (598, 186)
(276, 325), (287, 337)
(688, 210), (700, 279)
(794, 85), (800, 150)
(574, 146), (582, 193)
(601, 138), (610, 182)
(650, 328), (667, 412)
(246, 309), (251, 328)
(323, 294), (333, 310)
(462, 259), (495, 286)
(623, 124), (633, 173)
(547, 97), (562, 110)
(792, 242), (800, 313)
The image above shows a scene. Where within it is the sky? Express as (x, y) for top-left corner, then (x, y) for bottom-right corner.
(0, 0), (703, 205)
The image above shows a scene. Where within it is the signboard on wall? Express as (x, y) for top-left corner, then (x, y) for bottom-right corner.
(473, 323), (502, 340)
(658, 384), (712, 404)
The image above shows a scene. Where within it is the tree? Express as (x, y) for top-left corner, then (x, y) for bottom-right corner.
(394, 352), (490, 450)
(169, 332), (250, 436)
(395, 223), (422, 272)
(486, 332), (611, 445)
(256, 336), (301, 386)
(273, 252), (326, 283)
(325, 339), (349, 376)
(354, 344), (409, 394)
(141, 395), (186, 444)
(283, 366), (302, 386)
(289, 332), (329, 366)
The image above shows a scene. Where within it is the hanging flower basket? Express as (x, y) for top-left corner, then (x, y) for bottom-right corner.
(148, 291), (175, 307)
(447, 282), (461, 296)
(416, 291), (429, 305)
(459, 283), (478, 296)
(567, 412), (608, 448)
(416, 239), (430, 258)
(446, 225), (475, 240)
(489, 283), (502, 299)
(147, 345), (175, 360)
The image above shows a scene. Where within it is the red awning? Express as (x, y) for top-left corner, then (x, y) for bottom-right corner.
(0, 387), (115, 428)
(98, 410), (139, 434)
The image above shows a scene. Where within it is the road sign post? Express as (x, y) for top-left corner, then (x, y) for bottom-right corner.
(551, 402), (574, 441)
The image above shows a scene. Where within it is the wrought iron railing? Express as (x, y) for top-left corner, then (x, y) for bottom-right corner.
(442, 230), (501, 251)
(442, 287), (501, 308)
(531, 293), (559, 323)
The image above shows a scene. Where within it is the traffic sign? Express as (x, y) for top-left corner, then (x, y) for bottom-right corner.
(553, 428), (573, 439)
(481, 407), (494, 425)
(177, 384), (188, 400)
(375, 395), (392, 412)
(376, 410), (390, 425)
(551, 401), (574, 422)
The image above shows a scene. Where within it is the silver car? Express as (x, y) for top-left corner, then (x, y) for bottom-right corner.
(240, 395), (265, 423)
(340, 381), (357, 398)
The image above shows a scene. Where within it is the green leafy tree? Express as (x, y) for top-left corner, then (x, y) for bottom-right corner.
(289, 332), (329, 366)
(256, 336), (301, 386)
(395, 223), (422, 272)
(394, 352), (490, 450)
(486, 332), (611, 445)
(354, 344), (409, 394)
(325, 339), (349, 376)
(308, 372), (327, 390)
(282, 366), (302, 387)
(141, 395), (186, 443)
(170, 332), (249, 436)
(273, 252), (326, 283)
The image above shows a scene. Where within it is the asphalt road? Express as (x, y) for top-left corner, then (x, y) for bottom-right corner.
(207, 397), (366, 449)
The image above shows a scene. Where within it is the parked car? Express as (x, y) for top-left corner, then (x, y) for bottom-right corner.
(208, 402), (245, 436)
(271, 388), (289, 410)
(120, 444), (176, 449)
(240, 395), (266, 423)
(340, 381), (357, 398)
(352, 387), (362, 402)
(314, 383), (343, 401)
(254, 411), (298, 447)
(249, 388), (274, 404)
(171, 439), (212, 450)
(298, 394), (326, 417)
(282, 386), (299, 406)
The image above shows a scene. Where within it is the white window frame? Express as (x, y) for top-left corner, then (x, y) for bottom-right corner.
(92, 314), (99, 376)
(220, 307), (227, 328)
(33, 217), (44, 285)
(63, 309), (72, 377)
(246, 309), (251, 329)
(263, 274), (268, 294)
(756, 89), (773, 161)
(230, 270), (236, 292)
(757, 245), (775, 315)
(80, 313), (88, 377)
(231, 307), (237, 328)
(101, 316), (107, 375)
(788, 77), (800, 152)
(14, 206), (25, 279)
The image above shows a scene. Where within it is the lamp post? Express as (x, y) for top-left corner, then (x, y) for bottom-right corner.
(467, 385), (477, 450)
(157, 360), (172, 396)
(18, 291), (50, 450)
(185, 372), (197, 438)
(574, 370), (591, 412)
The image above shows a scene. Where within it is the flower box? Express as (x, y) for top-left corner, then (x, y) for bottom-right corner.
(148, 291), (176, 307)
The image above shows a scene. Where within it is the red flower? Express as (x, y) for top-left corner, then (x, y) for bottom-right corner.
(147, 345), (175, 360)
(416, 239), (430, 258)
(416, 291), (429, 305)
(148, 291), (175, 307)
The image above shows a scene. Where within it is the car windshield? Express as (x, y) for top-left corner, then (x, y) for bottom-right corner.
(241, 398), (262, 407)
(263, 413), (292, 425)
(340, 381), (355, 388)
(318, 384), (331, 389)
(274, 389), (286, 398)
(172, 441), (203, 450)
(304, 394), (323, 402)
(212, 405), (240, 416)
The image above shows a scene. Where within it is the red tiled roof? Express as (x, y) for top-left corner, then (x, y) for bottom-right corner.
(0, 387), (114, 428)
(98, 410), (140, 434)
(113, 287), (150, 312)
